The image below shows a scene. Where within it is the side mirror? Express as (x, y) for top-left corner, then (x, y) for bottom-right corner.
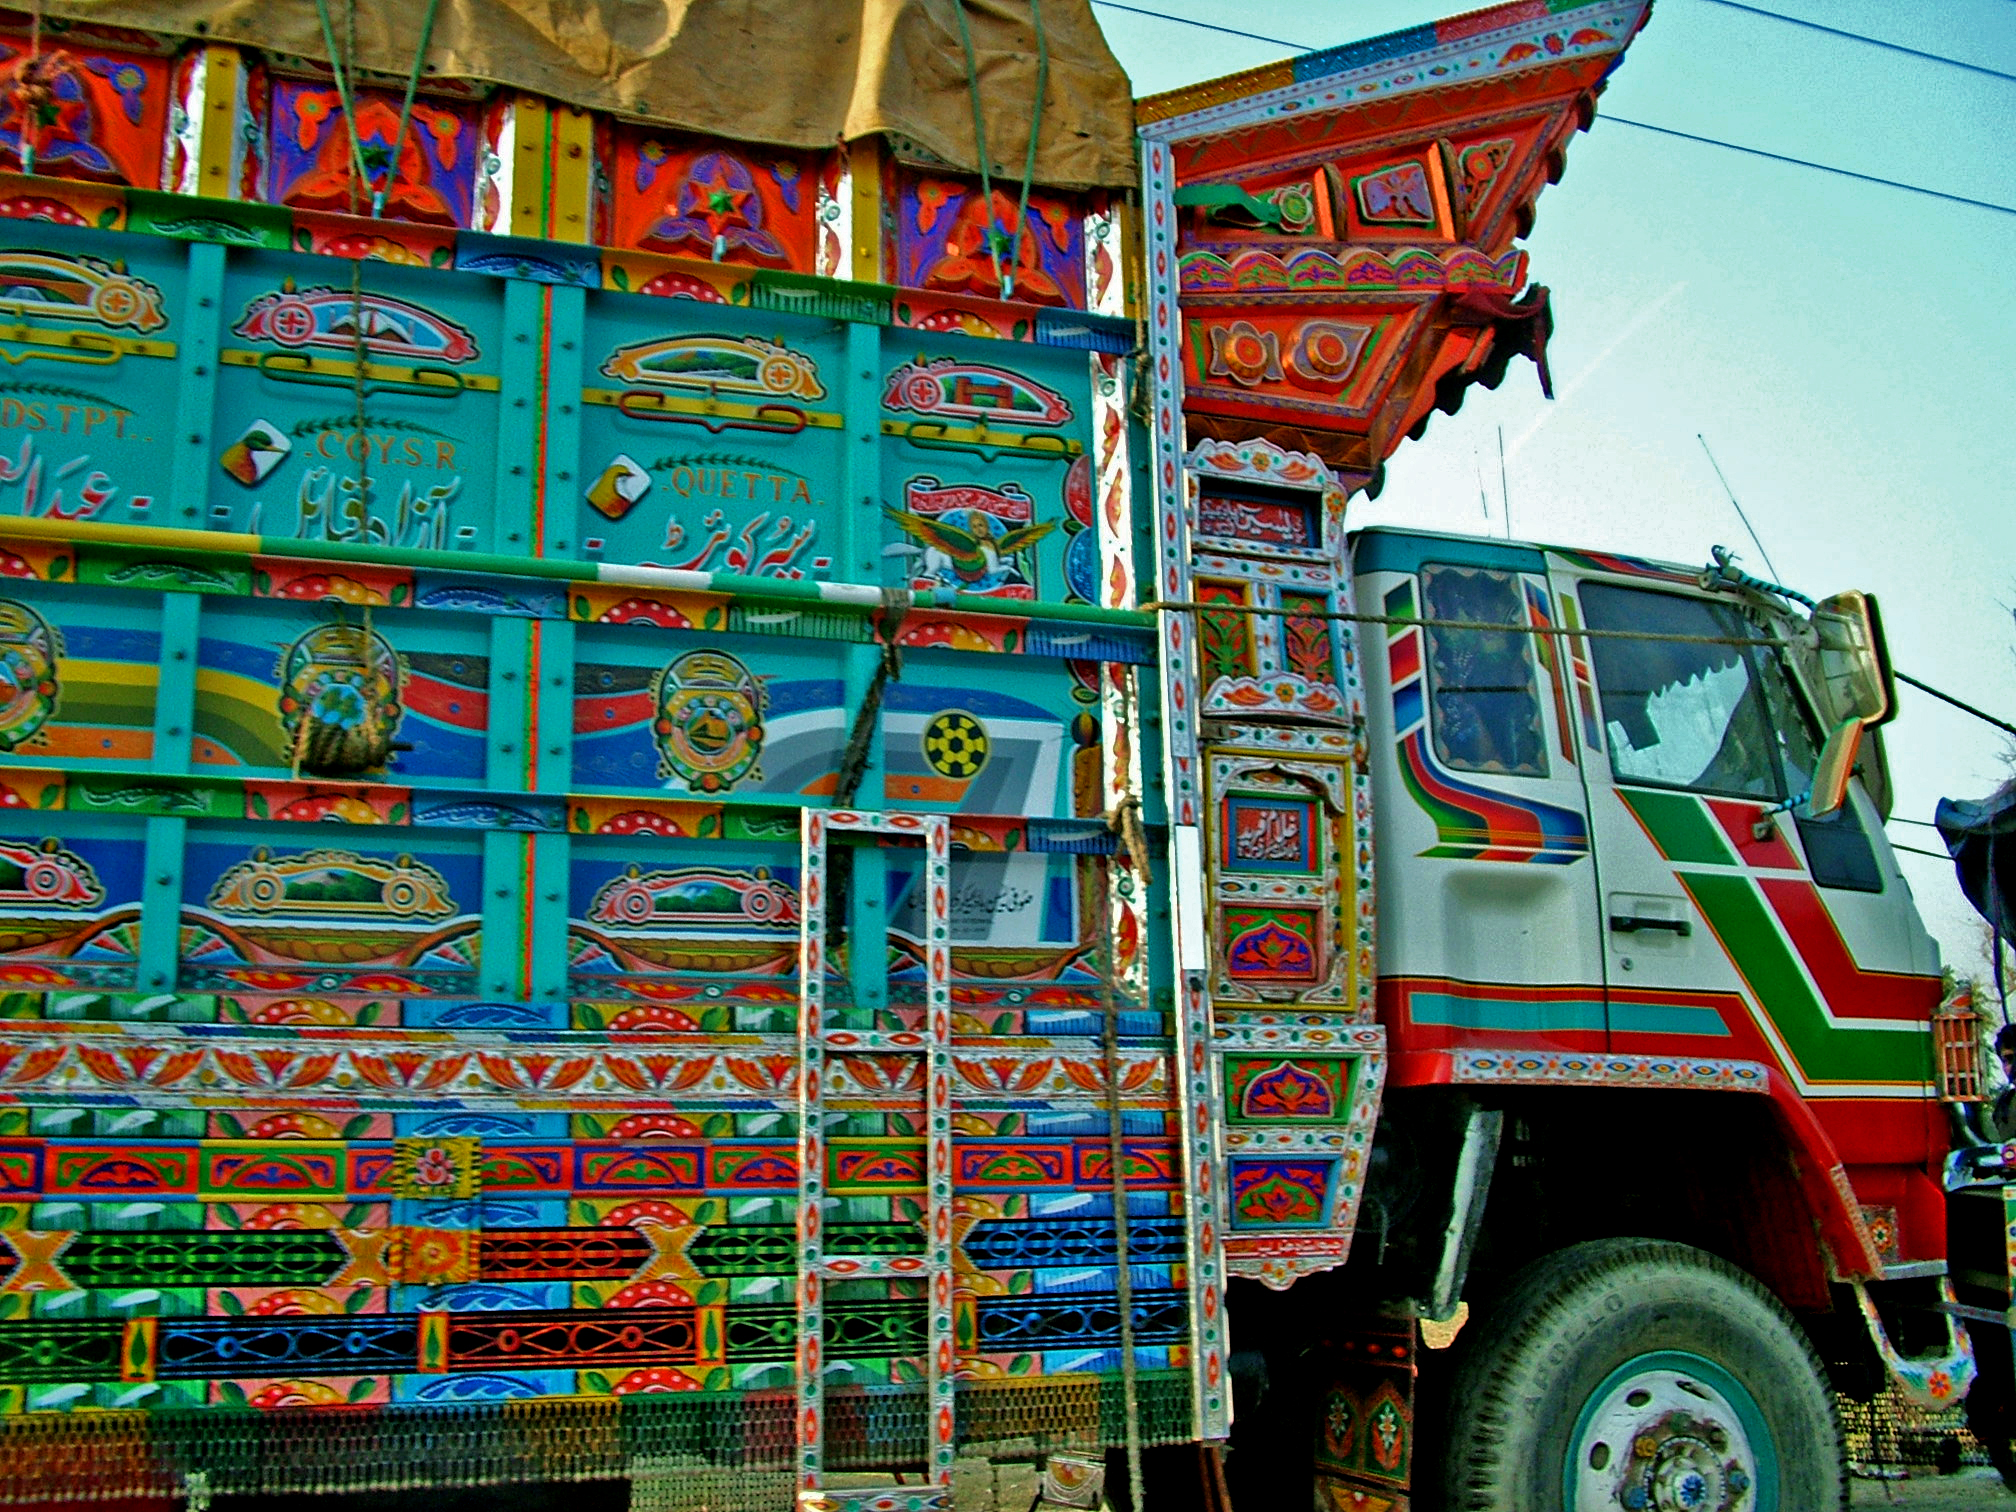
(1810, 590), (1894, 728)
(1802, 591), (1891, 820)
(1807, 717), (1865, 820)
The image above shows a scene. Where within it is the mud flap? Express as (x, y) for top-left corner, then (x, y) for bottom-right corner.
(1311, 1316), (1417, 1510)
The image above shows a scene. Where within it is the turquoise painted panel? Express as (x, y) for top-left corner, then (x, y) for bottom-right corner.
(210, 249), (509, 551)
(0, 223), (188, 529)
(879, 330), (1095, 606)
(574, 286), (848, 577)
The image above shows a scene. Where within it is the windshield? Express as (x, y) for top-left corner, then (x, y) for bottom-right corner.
(1580, 584), (1819, 802)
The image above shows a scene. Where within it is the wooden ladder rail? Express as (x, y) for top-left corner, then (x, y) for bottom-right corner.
(796, 809), (955, 1512)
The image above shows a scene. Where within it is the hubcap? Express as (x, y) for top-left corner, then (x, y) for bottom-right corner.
(1568, 1352), (1772, 1512)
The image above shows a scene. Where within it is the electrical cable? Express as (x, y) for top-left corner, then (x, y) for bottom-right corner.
(1096, 0), (2016, 85)
(1892, 840), (1959, 863)
(1092, 1), (2016, 217)
(1690, 0), (2016, 87)
(1896, 670), (2016, 738)
(1601, 115), (2016, 217)
(1091, 0), (1304, 48)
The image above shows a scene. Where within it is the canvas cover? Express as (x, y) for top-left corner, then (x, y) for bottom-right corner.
(40, 0), (1137, 187)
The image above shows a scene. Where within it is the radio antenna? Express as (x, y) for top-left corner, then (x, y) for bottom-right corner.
(1697, 434), (1780, 581)
(1497, 425), (1512, 540)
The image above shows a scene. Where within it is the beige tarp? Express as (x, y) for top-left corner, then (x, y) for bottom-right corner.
(41, 0), (1136, 188)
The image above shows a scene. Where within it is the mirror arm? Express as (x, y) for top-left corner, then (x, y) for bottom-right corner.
(1702, 545), (1817, 609)
(1753, 789), (1809, 841)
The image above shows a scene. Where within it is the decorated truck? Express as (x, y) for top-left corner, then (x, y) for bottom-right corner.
(0, 3), (1984, 1510)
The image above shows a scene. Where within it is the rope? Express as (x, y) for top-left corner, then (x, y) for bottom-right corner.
(313, 0), (442, 219)
(1098, 665), (1148, 1511)
(1145, 599), (1793, 649)
(952, 0), (1049, 300)
(831, 588), (913, 808)
(1096, 851), (1145, 1512)
(15, 0), (44, 177)
(311, 0), (372, 201)
(380, 0), (444, 219)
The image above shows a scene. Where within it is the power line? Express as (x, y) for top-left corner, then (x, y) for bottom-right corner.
(1091, 1), (1302, 48)
(1096, 0), (2016, 85)
(1603, 116), (2016, 217)
(1692, 0), (2016, 86)
(1097, 2), (2016, 217)
(1897, 669), (2016, 738)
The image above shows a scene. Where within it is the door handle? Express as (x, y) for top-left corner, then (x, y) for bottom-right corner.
(1608, 913), (1692, 936)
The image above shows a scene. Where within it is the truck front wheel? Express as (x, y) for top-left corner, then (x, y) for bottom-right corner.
(1436, 1238), (1844, 1512)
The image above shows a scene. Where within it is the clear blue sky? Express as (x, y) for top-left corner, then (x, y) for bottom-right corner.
(1096, 0), (2016, 988)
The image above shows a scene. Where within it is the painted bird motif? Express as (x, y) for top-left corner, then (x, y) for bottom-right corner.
(884, 507), (1057, 586)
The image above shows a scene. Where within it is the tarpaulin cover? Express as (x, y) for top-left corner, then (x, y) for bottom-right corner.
(39, 0), (1137, 187)
(1937, 782), (2016, 938)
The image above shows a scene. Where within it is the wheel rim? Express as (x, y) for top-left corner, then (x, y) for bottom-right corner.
(1565, 1349), (1777, 1512)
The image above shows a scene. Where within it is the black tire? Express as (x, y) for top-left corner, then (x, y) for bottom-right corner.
(1437, 1238), (1845, 1512)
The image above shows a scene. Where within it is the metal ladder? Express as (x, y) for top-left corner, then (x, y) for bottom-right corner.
(796, 809), (955, 1511)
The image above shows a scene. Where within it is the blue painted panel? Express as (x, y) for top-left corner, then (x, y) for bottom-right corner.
(194, 599), (490, 783)
(566, 835), (800, 997)
(878, 651), (1084, 818)
(0, 813), (145, 990)
(177, 823), (484, 995)
(571, 623), (844, 798)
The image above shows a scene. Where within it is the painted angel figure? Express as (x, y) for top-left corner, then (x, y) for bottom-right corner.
(884, 505), (1055, 594)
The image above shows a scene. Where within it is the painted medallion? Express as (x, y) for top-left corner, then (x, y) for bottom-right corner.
(651, 650), (766, 792)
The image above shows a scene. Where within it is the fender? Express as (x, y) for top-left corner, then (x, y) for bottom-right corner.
(1762, 1067), (1885, 1281)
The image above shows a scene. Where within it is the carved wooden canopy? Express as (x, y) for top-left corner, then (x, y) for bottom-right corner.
(1138, 0), (1655, 488)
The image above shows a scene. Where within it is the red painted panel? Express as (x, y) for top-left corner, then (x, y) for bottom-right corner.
(608, 127), (821, 273)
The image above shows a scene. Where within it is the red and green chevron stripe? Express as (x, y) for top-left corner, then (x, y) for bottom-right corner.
(1618, 789), (1937, 1089)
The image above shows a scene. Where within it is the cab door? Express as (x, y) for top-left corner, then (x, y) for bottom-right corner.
(1545, 555), (1941, 1082)
(1356, 531), (1604, 1058)
(1539, 559), (1760, 1060)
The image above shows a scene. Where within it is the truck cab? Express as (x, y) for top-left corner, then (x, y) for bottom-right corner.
(1357, 524), (1947, 1268)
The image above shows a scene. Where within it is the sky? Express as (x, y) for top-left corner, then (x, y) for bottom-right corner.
(1093, 0), (2016, 987)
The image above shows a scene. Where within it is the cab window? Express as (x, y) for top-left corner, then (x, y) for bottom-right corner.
(1421, 564), (1547, 777)
(1579, 583), (1817, 801)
